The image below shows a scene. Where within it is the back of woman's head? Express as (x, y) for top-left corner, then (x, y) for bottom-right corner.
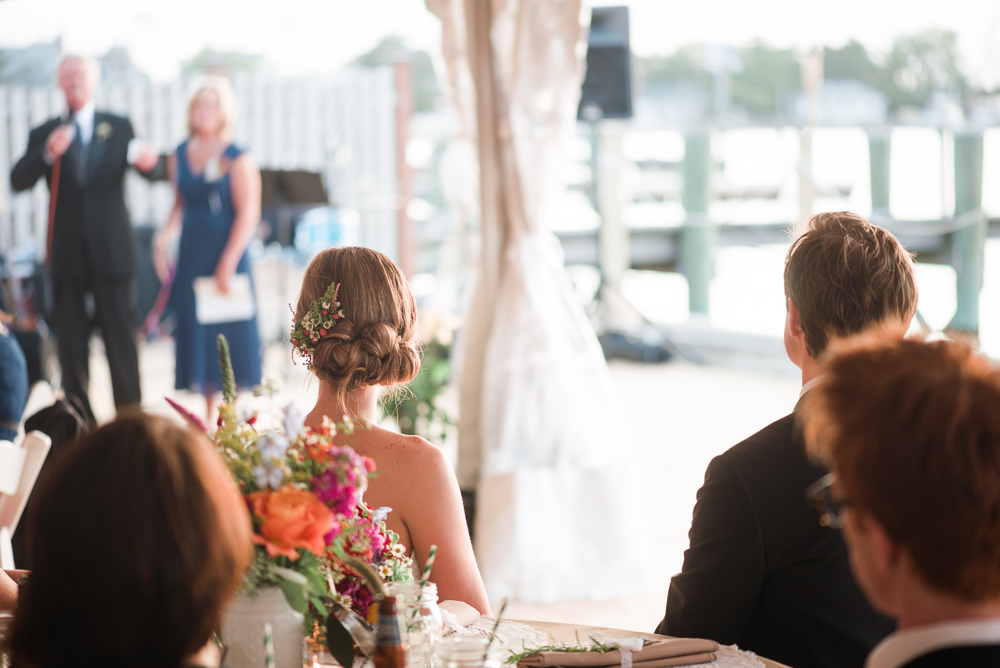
(10, 413), (251, 668)
(295, 247), (420, 398)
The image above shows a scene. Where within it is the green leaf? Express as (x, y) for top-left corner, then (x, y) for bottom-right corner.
(277, 577), (308, 614)
(272, 566), (309, 587)
(217, 334), (237, 405)
(327, 616), (356, 668)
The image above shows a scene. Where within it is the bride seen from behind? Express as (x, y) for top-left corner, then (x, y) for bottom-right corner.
(294, 246), (490, 615)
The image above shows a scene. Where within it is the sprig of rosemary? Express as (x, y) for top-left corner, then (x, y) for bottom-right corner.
(505, 642), (621, 665)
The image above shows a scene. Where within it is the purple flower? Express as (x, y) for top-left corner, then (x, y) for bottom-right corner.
(258, 431), (290, 464)
(253, 464), (284, 489)
(283, 403), (306, 439)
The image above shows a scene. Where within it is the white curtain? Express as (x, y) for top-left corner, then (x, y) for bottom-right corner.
(427, 0), (647, 602)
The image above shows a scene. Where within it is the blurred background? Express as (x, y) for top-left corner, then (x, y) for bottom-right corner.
(3, 0), (1000, 629)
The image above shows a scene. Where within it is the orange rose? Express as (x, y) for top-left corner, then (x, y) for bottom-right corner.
(248, 485), (335, 560)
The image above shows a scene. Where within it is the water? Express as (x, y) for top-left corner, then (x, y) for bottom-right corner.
(584, 126), (1000, 357)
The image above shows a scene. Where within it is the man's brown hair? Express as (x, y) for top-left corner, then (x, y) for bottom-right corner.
(784, 211), (917, 358)
(10, 414), (251, 668)
(803, 338), (1000, 601)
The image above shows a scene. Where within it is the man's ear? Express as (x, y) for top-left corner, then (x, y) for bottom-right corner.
(787, 299), (803, 338)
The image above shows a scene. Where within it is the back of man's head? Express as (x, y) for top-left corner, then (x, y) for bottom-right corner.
(805, 337), (1000, 602)
(784, 212), (917, 358)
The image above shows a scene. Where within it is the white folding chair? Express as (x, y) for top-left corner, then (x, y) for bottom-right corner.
(0, 430), (51, 569)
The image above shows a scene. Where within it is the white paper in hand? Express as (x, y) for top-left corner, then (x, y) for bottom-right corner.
(193, 274), (256, 324)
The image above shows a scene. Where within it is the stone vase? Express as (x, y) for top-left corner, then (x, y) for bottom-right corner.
(221, 587), (304, 668)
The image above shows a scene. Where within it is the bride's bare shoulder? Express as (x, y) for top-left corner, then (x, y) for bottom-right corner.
(359, 427), (450, 477)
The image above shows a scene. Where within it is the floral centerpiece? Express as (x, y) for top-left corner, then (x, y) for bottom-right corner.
(168, 335), (414, 663)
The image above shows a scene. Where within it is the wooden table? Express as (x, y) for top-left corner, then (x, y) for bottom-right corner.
(514, 620), (791, 668)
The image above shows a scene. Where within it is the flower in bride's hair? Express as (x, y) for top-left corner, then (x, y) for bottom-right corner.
(249, 486), (336, 560)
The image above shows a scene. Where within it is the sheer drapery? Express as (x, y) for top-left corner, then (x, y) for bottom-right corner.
(427, 0), (646, 602)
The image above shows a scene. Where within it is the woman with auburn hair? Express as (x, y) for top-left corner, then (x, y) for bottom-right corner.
(8, 414), (251, 668)
(153, 74), (262, 418)
(293, 246), (490, 614)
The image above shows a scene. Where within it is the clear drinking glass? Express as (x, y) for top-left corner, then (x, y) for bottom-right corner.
(383, 582), (443, 668)
(0, 612), (13, 668)
(434, 637), (501, 668)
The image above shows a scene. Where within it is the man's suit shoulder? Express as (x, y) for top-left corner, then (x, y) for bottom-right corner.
(710, 410), (826, 513)
(718, 412), (799, 471)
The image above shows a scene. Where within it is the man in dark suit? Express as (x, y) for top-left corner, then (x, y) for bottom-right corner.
(801, 338), (1000, 668)
(657, 212), (918, 668)
(10, 55), (161, 423)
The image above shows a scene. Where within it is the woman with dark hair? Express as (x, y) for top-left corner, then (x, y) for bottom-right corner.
(8, 414), (251, 668)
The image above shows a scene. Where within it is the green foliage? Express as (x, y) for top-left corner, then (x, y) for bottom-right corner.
(885, 29), (966, 108)
(637, 30), (972, 118)
(217, 334), (237, 405)
(381, 338), (453, 443)
(641, 47), (706, 85)
(505, 640), (651, 665)
(732, 42), (799, 117)
(355, 35), (442, 112)
(182, 48), (261, 75)
(239, 549), (280, 595)
(824, 40), (886, 89)
(326, 616), (357, 668)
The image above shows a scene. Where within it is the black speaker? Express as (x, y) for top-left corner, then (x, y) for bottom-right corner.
(578, 6), (633, 121)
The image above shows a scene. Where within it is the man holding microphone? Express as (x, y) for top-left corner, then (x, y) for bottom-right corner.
(11, 55), (163, 423)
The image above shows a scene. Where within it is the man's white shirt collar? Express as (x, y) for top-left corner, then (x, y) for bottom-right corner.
(867, 618), (1000, 668)
(65, 100), (96, 146)
(798, 375), (825, 399)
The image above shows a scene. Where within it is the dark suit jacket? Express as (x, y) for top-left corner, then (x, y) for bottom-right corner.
(10, 112), (162, 283)
(657, 410), (895, 668)
(903, 645), (1000, 667)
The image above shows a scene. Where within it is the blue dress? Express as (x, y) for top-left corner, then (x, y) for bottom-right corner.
(172, 141), (262, 393)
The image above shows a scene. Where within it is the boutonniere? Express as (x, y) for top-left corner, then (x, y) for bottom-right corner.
(96, 121), (113, 142)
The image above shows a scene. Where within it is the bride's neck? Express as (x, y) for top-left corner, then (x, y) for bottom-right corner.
(308, 382), (380, 425)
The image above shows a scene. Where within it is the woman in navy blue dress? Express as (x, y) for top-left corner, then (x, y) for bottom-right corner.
(154, 76), (262, 415)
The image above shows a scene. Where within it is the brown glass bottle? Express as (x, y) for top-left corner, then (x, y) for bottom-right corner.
(374, 595), (408, 668)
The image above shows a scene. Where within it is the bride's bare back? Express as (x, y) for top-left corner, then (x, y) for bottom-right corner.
(307, 410), (489, 614)
(293, 246), (489, 615)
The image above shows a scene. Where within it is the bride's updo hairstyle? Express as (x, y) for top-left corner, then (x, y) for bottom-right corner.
(295, 247), (420, 397)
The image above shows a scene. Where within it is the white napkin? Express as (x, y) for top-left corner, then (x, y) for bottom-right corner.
(439, 600), (482, 635)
